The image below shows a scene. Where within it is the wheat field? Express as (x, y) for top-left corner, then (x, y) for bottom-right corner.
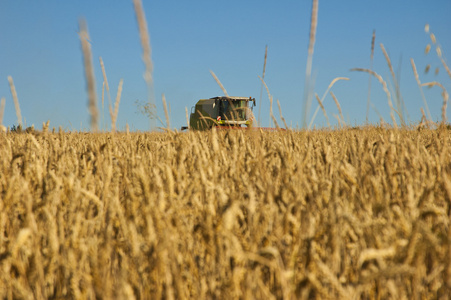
(0, 127), (450, 299)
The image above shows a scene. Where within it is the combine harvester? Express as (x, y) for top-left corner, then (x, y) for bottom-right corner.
(181, 96), (282, 131)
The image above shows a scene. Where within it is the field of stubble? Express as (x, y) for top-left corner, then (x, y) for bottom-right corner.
(0, 127), (450, 299)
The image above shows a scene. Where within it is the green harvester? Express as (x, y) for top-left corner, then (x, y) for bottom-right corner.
(182, 96), (256, 130)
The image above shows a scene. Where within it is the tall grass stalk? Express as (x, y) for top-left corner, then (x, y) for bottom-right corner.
(101, 81), (105, 130)
(185, 107), (190, 130)
(79, 19), (99, 132)
(269, 96), (279, 129)
(7, 76), (22, 127)
(302, 0), (318, 128)
(111, 79), (123, 132)
(277, 99), (288, 129)
(421, 81), (449, 124)
(366, 30), (375, 124)
(411, 58), (432, 122)
(0, 97), (5, 127)
(426, 24), (451, 80)
(315, 93), (330, 128)
(380, 43), (405, 125)
(210, 70), (229, 97)
(99, 56), (112, 130)
(351, 68), (398, 128)
(133, 0), (155, 130)
(258, 45), (268, 126)
(99, 57), (113, 127)
(162, 94), (170, 131)
(330, 91), (346, 127)
(258, 75), (274, 127)
(308, 77), (349, 129)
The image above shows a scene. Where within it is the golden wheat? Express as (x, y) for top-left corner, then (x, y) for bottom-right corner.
(1, 128), (450, 299)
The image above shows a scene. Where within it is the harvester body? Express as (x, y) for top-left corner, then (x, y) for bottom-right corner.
(188, 96), (255, 130)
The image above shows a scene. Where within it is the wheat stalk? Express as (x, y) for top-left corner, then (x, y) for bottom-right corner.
(315, 93), (330, 128)
(210, 70), (229, 97)
(99, 57), (113, 127)
(351, 68), (398, 128)
(258, 45), (268, 126)
(380, 43), (405, 125)
(411, 58), (432, 122)
(1, 128), (451, 297)
(185, 107), (190, 130)
(308, 77), (349, 129)
(419, 108), (426, 127)
(302, 0), (318, 128)
(333, 114), (342, 128)
(162, 94), (171, 131)
(276, 100), (288, 129)
(330, 91), (346, 127)
(366, 30), (376, 124)
(79, 19), (98, 132)
(111, 79), (123, 132)
(421, 81), (449, 124)
(133, 0), (156, 130)
(426, 24), (451, 81)
(0, 97), (5, 127)
(8, 76), (22, 127)
(101, 81), (105, 130)
(436, 45), (451, 81)
(258, 75), (275, 127)
(268, 96), (279, 129)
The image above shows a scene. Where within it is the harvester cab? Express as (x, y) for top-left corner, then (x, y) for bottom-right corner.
(183, 96), (256, 130)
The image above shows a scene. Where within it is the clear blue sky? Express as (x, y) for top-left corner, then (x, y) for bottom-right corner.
(1, 0), (450, 131)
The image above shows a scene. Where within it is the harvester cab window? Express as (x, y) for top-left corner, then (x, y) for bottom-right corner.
(220, 100), (229, 120)
(235, 100), (244, 120)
